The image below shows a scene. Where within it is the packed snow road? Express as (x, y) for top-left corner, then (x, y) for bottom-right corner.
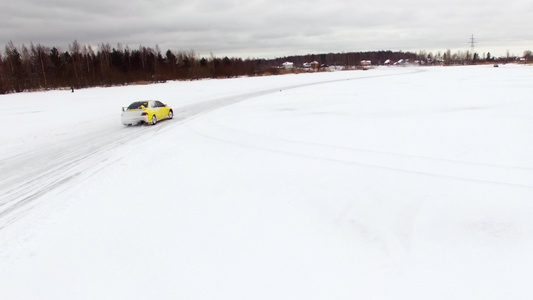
(0, 68), (422, 229)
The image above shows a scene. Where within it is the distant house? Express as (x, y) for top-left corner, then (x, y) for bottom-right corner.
(303, 61), (319, 70)
(394, 59), (406, 66)
(282, 62), (294, 69)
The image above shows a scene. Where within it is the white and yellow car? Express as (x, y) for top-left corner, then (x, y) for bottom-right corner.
(121, 100), (173, 126)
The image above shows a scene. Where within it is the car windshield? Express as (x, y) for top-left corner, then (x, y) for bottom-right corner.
(127, 101), (149, 110)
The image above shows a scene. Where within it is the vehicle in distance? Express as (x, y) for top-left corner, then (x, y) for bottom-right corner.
(121, 100), (173, 126)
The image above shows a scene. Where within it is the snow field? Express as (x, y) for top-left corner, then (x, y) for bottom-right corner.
(1, 65), (533, 299)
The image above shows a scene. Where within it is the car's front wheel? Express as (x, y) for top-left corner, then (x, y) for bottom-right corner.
(168, 110), (173, 120)
(151, 115), (157, 125)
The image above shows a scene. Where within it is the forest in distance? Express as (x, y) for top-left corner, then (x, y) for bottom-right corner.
(1, 40), (531, 94)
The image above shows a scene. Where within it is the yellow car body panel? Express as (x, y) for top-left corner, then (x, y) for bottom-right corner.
(121, 100), (173, 126)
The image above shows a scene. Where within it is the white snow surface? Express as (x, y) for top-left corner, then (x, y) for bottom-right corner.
(1, 65), (533, 299)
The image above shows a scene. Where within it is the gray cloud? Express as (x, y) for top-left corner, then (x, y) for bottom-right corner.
(1, 0), (531, 58)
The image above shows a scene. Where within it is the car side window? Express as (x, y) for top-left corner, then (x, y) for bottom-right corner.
(155, 101), (164, 107)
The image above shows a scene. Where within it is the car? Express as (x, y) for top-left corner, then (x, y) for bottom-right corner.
(121, 100), (173, 126)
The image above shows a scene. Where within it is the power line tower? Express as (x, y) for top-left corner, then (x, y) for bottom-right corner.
(469, 34), (477, 54)
(468, 34), (477, 62)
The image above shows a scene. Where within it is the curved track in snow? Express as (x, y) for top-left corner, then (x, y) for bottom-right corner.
(190, 118), (533, 189)
(0, 69), (423, 229)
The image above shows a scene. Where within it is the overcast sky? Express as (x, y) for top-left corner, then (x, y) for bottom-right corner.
(2, 0), (532, 58)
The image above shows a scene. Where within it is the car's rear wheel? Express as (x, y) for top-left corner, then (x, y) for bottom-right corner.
(168, 110), (173, 120)
(151, 115), (157, 125)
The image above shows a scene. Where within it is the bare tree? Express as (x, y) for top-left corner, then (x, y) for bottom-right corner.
(31, 43), (51, 89)
(69, 40), (82, 86)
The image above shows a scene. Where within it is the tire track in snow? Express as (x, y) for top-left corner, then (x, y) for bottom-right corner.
(187, 114), (533, 274)
(188, 111), (533, 190)
(0, 69), (424, 229)
(0, 126), (152, 229)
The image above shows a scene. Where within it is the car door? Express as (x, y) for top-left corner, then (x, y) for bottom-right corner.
(154, 100), (168, 119)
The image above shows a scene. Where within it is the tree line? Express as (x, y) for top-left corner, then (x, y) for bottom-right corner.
(0, 40), (530, 94)
(0, 41), (262, 94)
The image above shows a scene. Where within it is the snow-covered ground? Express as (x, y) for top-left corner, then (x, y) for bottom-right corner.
(1, 65), (532, 299)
